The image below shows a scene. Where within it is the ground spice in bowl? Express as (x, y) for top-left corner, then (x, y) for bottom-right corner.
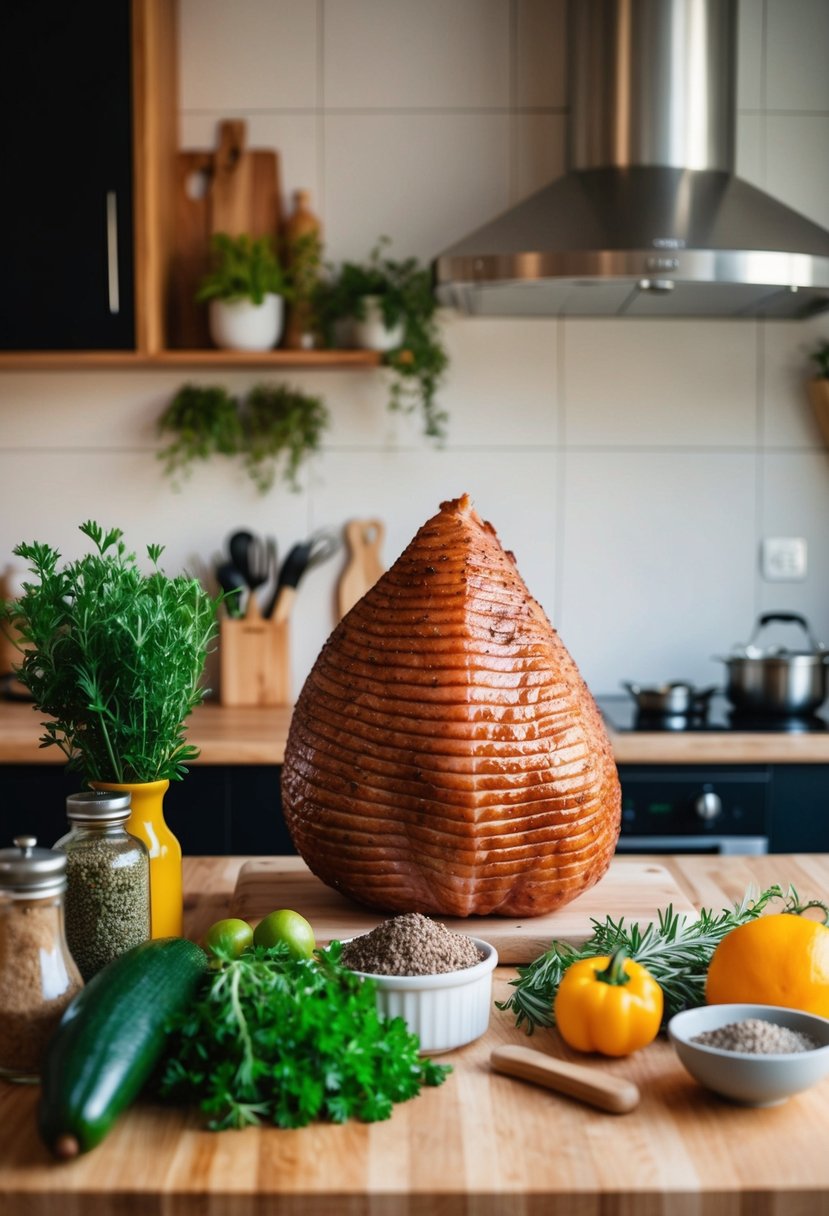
(691, 1017), (819, 1054)
(340, 912), (484, 976)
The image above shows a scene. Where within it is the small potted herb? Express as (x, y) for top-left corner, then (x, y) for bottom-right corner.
(0, 521), (221, 937)
(807, 340), (829, 447)
(197, 232), (292, 352)
(313, 238), (449, 440)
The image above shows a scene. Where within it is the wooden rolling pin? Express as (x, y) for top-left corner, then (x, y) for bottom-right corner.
(490, 1045), (640, 1114)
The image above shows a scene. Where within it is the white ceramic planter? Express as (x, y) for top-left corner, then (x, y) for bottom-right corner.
(352, 295), (404, 352)
(208, 294), (284, 352)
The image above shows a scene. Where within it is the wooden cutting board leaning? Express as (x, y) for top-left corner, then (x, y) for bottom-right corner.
(169, 118), (281, 348)
(230, 856), (697, 964)
(337, 519), (386, 619)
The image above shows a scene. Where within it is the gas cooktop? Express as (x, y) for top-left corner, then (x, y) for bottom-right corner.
(596, 693), (829, 734)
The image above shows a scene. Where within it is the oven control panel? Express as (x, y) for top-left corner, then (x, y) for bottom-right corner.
(616, 765), (770, 847)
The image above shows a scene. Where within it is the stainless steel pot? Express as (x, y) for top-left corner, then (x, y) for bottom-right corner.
(621, 681), (716, 716)
(717, 612), (829, 715)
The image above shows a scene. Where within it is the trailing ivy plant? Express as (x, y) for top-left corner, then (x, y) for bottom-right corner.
(156, 382), (329, 494)
(244, 383), (329, 493)
(312, 238), (449, 440)
(196, 233), (291, 305)
(157, 384), (243, 488)
(0, 521), (220, 784)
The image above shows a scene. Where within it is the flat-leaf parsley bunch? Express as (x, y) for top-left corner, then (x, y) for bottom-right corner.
(1, 521), (220, 783)
(158, 941), (450, 1130)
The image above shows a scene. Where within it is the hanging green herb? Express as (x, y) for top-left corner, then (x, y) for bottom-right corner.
(243, 383), (329, 493)
(156, 381), (330, 494)
(157, 384), (243, 487)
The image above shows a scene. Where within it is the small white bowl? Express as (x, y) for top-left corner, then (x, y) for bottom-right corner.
(347, 937), (498, 1055)
(669, 1003), (829, 1107)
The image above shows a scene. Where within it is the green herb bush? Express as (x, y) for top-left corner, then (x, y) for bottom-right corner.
(156, 381), (329, 494)
(196, 233), (291, 305)
(312, 238), (449, 440)
(244, 383), (329, 493)
(1, 521), (220, 784)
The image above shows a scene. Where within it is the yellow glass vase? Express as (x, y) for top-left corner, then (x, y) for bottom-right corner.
(91, 779), (182, 938)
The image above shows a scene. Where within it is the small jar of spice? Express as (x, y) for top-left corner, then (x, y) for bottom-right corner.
(0, 835), (83, 1082)
(54, 791), (151, 981)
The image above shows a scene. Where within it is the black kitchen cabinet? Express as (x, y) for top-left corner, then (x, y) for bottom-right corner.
(0, 2), (135, 350)
(1, 765), (296, 857)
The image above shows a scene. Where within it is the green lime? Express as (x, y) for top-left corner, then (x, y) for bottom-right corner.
(204, 917), (254, 959)
(253, 908), (316, 959)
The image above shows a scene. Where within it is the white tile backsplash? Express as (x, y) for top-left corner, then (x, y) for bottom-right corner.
(323, 0), (511, 110)
(766, 116), (829, 230)
(323, 112), (511, 262)
(563, 321), (759, 448)
(3, 0), (829, 704)
(767, 0), (829, 112)
(179, 0), (318, 112)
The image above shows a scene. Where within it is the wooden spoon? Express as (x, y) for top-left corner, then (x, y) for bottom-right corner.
(490, 1045), (640, 1114)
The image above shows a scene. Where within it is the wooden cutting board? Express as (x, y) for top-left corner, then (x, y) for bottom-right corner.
(337, 518), (386, 619)
(169, 119), (282, 348)
(230, 856), (698, 963)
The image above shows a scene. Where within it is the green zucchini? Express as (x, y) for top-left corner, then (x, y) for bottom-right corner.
(38, 935), (207, 1158)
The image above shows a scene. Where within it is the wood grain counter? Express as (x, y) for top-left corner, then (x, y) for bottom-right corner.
(2, 854), (829, 1215)
(3, 699), (829, 766)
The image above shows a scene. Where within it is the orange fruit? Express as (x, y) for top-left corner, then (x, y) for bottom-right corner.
(705, 913), (829, 1016)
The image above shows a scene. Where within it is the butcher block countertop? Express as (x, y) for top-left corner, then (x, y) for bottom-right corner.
(2, 699), (829, 766)
(2, 853), (829, 1216)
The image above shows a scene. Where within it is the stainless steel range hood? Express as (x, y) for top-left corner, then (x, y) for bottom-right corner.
(434, 0), (829, 319)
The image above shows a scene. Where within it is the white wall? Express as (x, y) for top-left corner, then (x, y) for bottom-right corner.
(2, 0), (829, 701)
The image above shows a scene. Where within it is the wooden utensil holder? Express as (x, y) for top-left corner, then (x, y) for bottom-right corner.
(219, 600), (291, 707)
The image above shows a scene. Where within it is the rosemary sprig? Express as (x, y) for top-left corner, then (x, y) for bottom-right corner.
(497, 883), (807, 1033)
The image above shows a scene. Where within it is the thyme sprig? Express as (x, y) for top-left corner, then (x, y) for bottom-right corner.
(497, 884), (809, 1033)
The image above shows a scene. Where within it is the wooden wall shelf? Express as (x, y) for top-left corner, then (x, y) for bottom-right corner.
(0, 349), (381, 371)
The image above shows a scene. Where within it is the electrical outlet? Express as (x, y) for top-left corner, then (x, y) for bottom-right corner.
(761, 537), (808, 582)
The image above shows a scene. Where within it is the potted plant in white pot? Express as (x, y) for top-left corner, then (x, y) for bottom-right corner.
(197, 232), (291, 351)
(312, 238), (450, 439)
(807, 340), (829, 447)
(0, 521), (220, 938)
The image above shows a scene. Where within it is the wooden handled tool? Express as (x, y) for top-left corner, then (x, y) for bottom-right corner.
(490, 1045), (640, 1114)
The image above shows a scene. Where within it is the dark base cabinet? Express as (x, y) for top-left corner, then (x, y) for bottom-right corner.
(3, 762), (828, 858)
(1, 765), (296, 857)
(616, 763), (829, 854)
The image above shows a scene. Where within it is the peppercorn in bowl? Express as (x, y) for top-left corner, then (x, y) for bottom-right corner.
(669, 1003), (829, 1107)
(339, 913), (498, 1054)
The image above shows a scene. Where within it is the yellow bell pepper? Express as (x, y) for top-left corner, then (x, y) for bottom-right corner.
(553, 946), (663, 1057)
(706, 912), (829, 1016)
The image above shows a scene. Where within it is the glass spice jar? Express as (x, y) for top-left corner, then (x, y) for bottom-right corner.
(0, 835), (83, 1083)
(54, 791), (151, 981)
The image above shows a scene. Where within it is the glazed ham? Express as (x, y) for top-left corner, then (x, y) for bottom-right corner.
(281, 495), (621, 917)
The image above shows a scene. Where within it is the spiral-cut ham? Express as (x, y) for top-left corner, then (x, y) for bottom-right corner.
(281, 494), (620, 917)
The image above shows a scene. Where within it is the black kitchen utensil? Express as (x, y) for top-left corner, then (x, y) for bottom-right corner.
(216, 561), (247, 618)
(268, 527), (342, 623)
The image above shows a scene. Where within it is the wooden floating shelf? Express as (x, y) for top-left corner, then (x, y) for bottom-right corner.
(0, 349), (382, 370)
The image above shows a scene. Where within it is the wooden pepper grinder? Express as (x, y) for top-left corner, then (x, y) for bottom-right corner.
(282, 189), (322, 349)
